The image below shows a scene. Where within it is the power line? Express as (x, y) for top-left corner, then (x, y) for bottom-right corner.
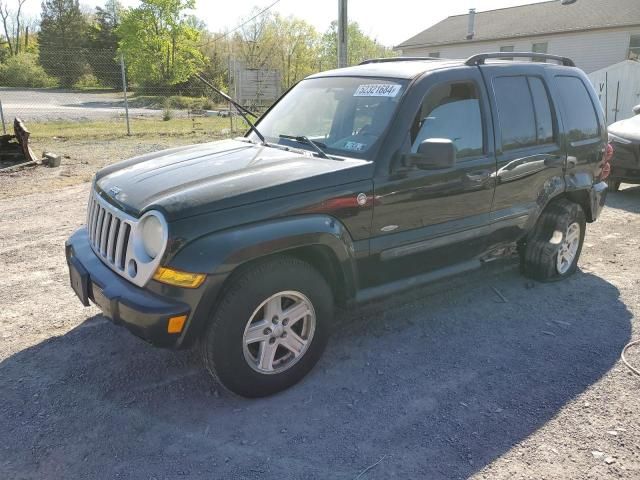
(199, 0), (281, 48)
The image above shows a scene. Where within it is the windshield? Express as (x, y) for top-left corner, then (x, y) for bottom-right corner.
(250, 76), (408, 159)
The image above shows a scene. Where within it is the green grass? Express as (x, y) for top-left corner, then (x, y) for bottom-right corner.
(29, 116), (242, 140)
(126, 94), (226, 111)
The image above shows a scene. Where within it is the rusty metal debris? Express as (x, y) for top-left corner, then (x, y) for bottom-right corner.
(0, 118), (37, 170)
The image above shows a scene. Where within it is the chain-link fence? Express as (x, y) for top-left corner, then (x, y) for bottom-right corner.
(0, 47), (249, 140)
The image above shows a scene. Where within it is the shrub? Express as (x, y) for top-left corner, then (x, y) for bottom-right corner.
(73, 73), (103, 90)
(162, 98), (173, 121)
(0, 53), (57, 88)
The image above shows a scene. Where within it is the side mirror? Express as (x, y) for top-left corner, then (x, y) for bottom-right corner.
(633, 104), (640, 116)
(409, 138), (456, 169)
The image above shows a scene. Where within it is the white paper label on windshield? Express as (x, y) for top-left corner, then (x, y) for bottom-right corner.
(344, 141), (367, 151)
(354, 84), (402, 97)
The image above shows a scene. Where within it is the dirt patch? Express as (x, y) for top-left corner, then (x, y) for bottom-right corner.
(0, 140), (639, 479)
(0, 133), (225, 201)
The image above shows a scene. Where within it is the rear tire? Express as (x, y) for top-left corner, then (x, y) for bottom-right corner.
(521, 199), (586, 282)
(200, 256), (333, 397)
(606, 178), (621, 192)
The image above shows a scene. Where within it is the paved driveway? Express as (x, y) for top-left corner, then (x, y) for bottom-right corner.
(0, 88), (169, 122)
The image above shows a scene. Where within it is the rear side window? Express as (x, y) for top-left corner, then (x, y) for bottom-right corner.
(554, 76), (600, 142)
(529, 77), (554, 144)
(493, 76), (555, 151)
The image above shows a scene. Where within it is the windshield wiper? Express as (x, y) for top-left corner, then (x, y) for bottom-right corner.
(279, 134), (330, 159)
(196, 74), (266, 145)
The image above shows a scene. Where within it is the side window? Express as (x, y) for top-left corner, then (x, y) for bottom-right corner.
(528, 77), (554, 144)
(493, 75), (556, 151)
(554, 76), (600, 142)
(493, 76), (537, 150)
(411, 81), (483, 159)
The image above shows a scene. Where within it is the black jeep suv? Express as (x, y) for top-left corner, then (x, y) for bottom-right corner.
(66, 53), (609, 397)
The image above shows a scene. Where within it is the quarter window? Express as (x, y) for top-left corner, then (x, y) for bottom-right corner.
(411, 81), (483, 159)
(554, 76), (600, 142)
(493, 75), (556, 151)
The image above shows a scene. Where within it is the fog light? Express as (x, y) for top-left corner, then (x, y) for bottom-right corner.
(167, 315), (187, 334)
(153, 266), (206, 288)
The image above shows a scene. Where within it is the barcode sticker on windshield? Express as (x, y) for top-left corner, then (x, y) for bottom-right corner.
(354, 84), (402, 97)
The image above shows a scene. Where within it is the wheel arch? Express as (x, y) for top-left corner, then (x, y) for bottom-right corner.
(563, 189), (595, 222)
(169, 214), (359, 299)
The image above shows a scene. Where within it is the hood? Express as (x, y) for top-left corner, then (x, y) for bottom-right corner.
(609, 115), (640, 143)
(95, 139), (373, 220)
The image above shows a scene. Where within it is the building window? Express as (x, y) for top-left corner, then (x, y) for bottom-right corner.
(429, 52), (440, 58)
(531, 42), (548, 61)
(500, 45), (514, 60)
(629, 34), (640, 60)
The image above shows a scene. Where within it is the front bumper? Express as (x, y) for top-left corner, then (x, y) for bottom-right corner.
(65, 228), (191, 347)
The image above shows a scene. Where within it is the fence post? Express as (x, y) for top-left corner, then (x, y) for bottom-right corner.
(120, 54), (131, 136)
(0, 99), (6, 135)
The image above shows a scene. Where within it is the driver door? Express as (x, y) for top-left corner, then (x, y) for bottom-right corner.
(366, 69), (497, 286)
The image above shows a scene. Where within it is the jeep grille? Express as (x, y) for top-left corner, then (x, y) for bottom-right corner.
(87, 187), (135, 275)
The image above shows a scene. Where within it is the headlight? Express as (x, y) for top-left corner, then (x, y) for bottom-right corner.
(139, 213), (166, 260)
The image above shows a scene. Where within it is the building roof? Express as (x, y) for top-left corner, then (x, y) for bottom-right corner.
(396, 0), (640, 50)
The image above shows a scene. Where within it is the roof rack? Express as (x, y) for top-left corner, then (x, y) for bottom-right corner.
(359, 57), (442, 65)
(464, 52), (575, 67)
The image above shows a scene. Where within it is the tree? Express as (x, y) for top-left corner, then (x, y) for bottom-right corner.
(39, 0), (89, 87)
(86, 0), (122, 87)
(236, 7), (277, 70)
(117, 0), (206, 89)
(269, 15), (320, 90)
(320, 21), (395, 69)
(0, 0), (26, 56)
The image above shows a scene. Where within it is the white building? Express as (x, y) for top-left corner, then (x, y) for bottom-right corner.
(395, 0), (640, 74)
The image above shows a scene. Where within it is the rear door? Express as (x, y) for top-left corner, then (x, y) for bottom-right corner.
(479, 64), (566, 244)
(551, 71), (607, 195)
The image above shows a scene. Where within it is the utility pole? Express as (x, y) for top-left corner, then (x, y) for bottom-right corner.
(338, 0), (348, 68)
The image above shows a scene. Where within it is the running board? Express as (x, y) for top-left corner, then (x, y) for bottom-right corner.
(354, 259), (482, 304)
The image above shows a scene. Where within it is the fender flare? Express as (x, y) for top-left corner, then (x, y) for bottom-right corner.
(168, 214), (360, 298)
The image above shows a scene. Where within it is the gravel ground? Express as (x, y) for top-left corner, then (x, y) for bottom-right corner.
(1, 139), (639, 479)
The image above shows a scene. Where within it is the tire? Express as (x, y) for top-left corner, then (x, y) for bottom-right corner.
(606, 178), (621, 192)
(521, 199), (586, 282)
(200, 255), (334, 397)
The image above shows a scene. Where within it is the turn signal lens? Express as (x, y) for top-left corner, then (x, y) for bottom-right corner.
(153, 267), (206, 288)
(167, 315), (188, 334)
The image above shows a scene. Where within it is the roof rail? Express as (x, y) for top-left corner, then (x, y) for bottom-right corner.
(464, 52), (575, 67)
(359, 57), (442, 65)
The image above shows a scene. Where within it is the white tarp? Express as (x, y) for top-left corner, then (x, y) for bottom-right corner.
(588, 60), (640, 125)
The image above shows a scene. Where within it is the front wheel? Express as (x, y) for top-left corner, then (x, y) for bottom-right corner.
(521, 199), (586, 282)
(200, 256), (333, 397)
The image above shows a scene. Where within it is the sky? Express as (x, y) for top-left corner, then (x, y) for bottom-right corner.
(22, 0), (551, 47)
